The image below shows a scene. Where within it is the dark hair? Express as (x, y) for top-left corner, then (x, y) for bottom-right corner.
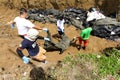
(88, 7), (96, 12)
(58, 15), (64, 20)
(20, 8), (27, 15)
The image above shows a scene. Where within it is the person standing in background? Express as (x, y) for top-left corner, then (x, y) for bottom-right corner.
(77, 27), (93, 50)
(57, 16), (65, 37)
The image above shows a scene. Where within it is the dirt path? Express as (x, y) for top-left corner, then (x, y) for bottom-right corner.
(0, 7), (119, 79)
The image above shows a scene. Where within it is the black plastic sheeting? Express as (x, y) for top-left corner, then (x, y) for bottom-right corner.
(43, 30), (70, 54)
(27, 8), (86, 29)
(91, 25), (120, 40)
(27, 8), (120, 41)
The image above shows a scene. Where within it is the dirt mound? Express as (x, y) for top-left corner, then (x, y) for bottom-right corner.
(0, 0), (119, 15)
(0, 7), (119, 79)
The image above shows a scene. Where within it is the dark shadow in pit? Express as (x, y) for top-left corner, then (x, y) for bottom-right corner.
(101, 46), (120, 57)
(29, 60), (63, 80)
(30, 67), (46, 80)
(30, 67), (56, 80)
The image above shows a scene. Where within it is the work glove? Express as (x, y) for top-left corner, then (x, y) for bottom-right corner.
(22, 56), (30, 64)
(10, 23), (14, 29)
(44, 37), (50, 41)
(43, 28), (48, 32)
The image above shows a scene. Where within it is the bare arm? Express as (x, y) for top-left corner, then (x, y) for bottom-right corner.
(33, 25), (43, 30)
(7, 20), (16, 28)
(7, 20), (15, 25)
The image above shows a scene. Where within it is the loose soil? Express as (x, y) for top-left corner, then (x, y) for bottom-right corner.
(0, 6), (119, 80)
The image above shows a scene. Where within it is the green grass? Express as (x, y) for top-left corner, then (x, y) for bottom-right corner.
(49, 48), (120, 80)
(77, 48), (120, 79)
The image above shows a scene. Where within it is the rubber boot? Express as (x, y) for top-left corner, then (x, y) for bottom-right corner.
(77, 45), (82, 50)
(82, 46), (86, 50)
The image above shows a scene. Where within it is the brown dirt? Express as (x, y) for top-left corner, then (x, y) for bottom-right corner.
(0, 7), (119, 79)
(0, 0), (119, 15)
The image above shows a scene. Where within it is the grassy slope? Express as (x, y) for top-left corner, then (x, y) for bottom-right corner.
(48, 48), (120, 80)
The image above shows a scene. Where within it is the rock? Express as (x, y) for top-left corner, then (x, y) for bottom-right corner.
(17, 65), (21, 68)
(23, 72), (27, 76)
(0, 67), (5, 72)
